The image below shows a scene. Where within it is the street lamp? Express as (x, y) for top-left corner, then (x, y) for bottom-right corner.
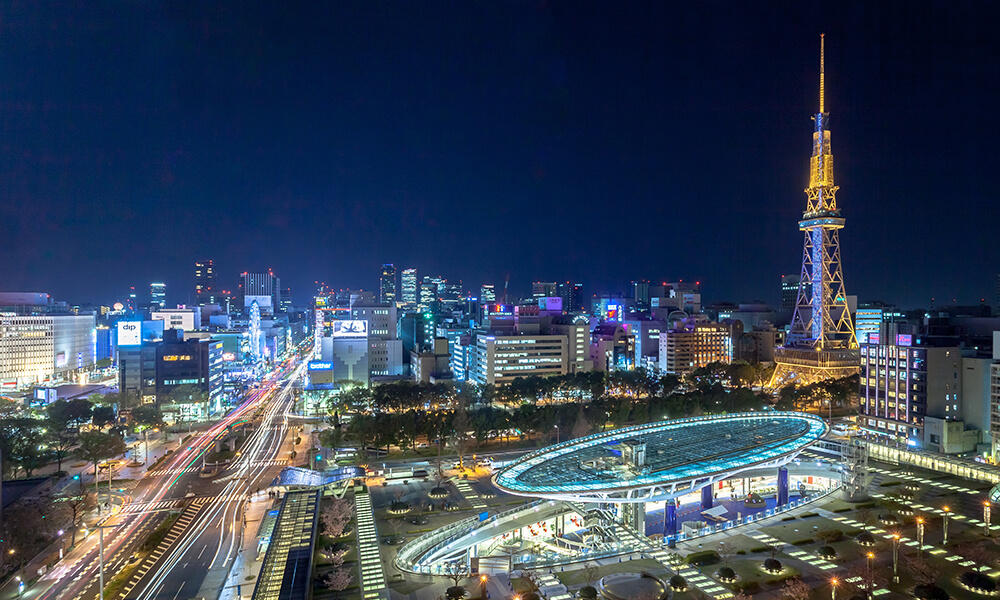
(985, 500), (992, 537)
(891, 533), (900, 583)
(554, 424), (559, 443)
(480, 574), (487, 599)
(916, 516), (925, 557)
(830, 577), (838, 600)
(942, 505), (950, 546)
(866, 552), (875, 597)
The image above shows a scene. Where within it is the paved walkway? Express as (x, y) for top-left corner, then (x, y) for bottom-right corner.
(356, 488), (389, 600)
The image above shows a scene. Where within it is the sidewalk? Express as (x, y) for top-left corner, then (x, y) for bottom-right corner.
(217, 493), (278, 600)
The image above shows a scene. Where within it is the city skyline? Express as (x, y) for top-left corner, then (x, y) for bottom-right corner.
(1, 4), (998, 307)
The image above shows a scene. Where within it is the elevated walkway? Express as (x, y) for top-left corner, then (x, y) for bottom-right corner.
(271, 465), (365, 489)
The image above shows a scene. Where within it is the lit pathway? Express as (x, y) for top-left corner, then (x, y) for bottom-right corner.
(452, 477), (488, 511)
(869, 466), (983, 496)
(533, 572), (572, 600)
(354, 489), (388, 600)
(743, 530), (837, 572)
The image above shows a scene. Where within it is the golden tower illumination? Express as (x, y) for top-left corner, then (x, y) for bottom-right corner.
(770, 34), (859, 388)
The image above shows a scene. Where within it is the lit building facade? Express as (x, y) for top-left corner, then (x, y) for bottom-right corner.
(479, 284), (496, 304)
(152, 308), (202, 332)
(401, 268), (418, 310)
(241, 271), (281, 312)
(859, 336), (961, 448)
(0, 313), (96, 388)
(379, 263), (397, 305)
(350, 303), (403, 377)
(418, 275), (443, 311)
(194, 259), (216, 305)
(557, 282), (584, 313)
(471, 334), (568, 385)
(659, 322), (732, 375)
(150, 282), (167, 309)
(531, 281), (557, 298)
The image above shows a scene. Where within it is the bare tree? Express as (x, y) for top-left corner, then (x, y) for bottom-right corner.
(54, 490), (94, 546)
(781, 578), (810, 600)
(322, 567), (353, 591)
(321, 497), (353, 538)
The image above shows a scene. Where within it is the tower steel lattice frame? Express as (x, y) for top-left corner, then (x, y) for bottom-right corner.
(771, 34), (859, 388)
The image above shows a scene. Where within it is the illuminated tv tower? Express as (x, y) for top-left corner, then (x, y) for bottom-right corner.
(771, 34), (859, 387)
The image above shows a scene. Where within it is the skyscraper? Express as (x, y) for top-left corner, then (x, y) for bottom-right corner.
(779, 274), (809, 314)
(401, 268), (418, 310)
(241, 271), (280, 312)
(194, 259), (216, 305)
(558, 282), (584, 313)
(379, 263), (397, 305)
(771, 36), (859, 387)
(150, 282), (166, 309)
(419, 275), (444, 311)
(531, 281), (557, 298)
(480, 284), (496, 303)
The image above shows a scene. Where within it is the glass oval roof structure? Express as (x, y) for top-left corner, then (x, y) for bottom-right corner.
(493, 411), (828, 501)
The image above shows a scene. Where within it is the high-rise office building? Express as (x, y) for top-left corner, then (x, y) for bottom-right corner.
(860, 336), (961, 448)
(531, 281), (557, 298)
(401, 268), (418, 310)
(771, 36), (859, 387)
(279, 287), (293, 312)
(150, 282), (167, 309)
(631, 280), (650, 310)
(241, 271), (280, 312)
(419, 275), (444, 311)
(659, 320), (732, 375)
(480, 284), (496, 303)
(779, 274), (809, 314)
(194, 259), (216, 305)
(557, 282), (584, 313)
(0, 312), (96, 387)
(379, 264), (397, 305)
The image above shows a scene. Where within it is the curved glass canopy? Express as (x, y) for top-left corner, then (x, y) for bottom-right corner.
(493, 411), (827, 501)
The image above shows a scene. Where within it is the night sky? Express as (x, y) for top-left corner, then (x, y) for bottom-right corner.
(2, 2), (997, 308)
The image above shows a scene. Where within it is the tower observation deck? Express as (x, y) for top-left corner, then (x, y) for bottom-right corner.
(771, 35), (859, 387)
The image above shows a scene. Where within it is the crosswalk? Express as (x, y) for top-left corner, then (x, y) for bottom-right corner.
(118, 499), (207, 599)
(452, 477), (488, 511)
(120, 498), (190, 514)
(146, 458), (288, 478)
(146, 466), (200, 477)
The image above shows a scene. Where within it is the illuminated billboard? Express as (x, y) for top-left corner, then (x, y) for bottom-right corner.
(117, 321), (142, 346)
(308, 361), (333, 370)
(332, 320), (368, 338)
(606, 303), (624, 322)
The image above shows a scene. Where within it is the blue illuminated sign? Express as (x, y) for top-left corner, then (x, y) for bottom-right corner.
(308, 361), (333, 370)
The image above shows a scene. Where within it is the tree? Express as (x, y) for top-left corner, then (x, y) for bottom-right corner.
(571, 406), (591, 440)
(77, 431), (126, 487)
(91, 405), (116, 428)
(53, 489), (94, 546)
(131, 404), (164, 429)
(47, 428), (76, 473)
(321, 497), (353, 538)
(322, 568), (353, 591)
(781, 578), (810, 600)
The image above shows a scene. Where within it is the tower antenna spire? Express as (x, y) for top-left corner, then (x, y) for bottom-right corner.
(819, 33), (825, 114)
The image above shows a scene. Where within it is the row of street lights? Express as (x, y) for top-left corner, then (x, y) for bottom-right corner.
(828, 499), (994, 599)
